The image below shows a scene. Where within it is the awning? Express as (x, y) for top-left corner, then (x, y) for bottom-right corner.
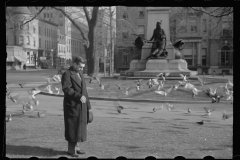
(6, 56), (15, 62)
(14, 55), (26, 62)
(6, 55), (26, 62)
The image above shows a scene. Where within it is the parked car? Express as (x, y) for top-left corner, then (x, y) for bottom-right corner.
(58, 64), (70, 74)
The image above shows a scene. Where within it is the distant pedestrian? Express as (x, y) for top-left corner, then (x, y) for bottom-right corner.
(23, 64), (26, 71)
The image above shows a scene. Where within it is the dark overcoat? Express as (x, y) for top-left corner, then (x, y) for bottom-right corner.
(61, 66), (91, 142)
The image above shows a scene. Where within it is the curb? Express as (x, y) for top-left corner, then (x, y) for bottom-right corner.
(38, 92), (231, 104)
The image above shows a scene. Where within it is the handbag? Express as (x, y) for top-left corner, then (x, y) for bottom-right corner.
(87, 110), (93, 123)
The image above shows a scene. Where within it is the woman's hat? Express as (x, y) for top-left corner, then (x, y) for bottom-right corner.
(87, 111), (93, 123)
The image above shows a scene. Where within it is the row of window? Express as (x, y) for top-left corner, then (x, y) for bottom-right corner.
(122, 10), (145, 19)
(40, 26), (57, 38)
(43, 40), (57, 51)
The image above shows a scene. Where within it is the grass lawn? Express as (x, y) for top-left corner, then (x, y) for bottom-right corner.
(6, 108), (232, 159)
(5, 76), (233, 158)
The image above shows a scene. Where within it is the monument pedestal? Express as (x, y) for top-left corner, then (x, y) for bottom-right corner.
(119, 7), (197, 79)
(134, 59), (197, 77)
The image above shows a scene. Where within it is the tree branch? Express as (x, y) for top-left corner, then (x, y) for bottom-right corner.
(190, 7), (233, 18)
(52, 7), (88, 42)
(15, 7), (46, 27)
(83, 7), (90, 24)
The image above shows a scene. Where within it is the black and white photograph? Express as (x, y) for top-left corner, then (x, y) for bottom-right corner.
(5, 5), (234, 159)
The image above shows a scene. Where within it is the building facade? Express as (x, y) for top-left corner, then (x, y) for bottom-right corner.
(6, 7), (88, 70)
(115, 7), (233, 75)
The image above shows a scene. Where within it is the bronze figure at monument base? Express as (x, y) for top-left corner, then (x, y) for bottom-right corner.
(173, 39), (185, 60)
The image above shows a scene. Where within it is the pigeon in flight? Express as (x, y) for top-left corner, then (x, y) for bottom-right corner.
(153, 107), (156, 112)
(173, 84), (180, 91)
(178, 81), (187, 87)
(188, 108), (191, 113)
(180, 74), (188, 82)
(166, 103), (176, 111)
(203, 107), (215, 116)
(116, 105), (124, 114)
(147, 79), (153, 89)
(55, 87), (60, 95)
(22, 101), (34, 111)
(197, 76), (205, 86)
(114, 101), (124, 114)
(227, 79), (233, 87)
(6, 114), (12, 122)
(7, 93), (20, 103)
(157, 81), (165, 90)
(222, 111), (233, 120)
(116, 84), (122, 90)
(155, 85), (173, 97)
(192, 87), (202, 99)
(38, 112), (45, 118)
(19, 83), (25, 88)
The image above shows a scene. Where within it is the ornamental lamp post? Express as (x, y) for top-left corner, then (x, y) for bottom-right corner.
(51, 49), (54, 69)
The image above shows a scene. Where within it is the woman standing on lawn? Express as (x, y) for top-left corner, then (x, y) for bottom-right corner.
(61, 56), (91, 157)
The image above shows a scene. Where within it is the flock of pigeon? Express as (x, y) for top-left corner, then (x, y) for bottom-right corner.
(88, 73), (233, 123)
(6, 72), (233, 124)
(5, 74), (63, 122)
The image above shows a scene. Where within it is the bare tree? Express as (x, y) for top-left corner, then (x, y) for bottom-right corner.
(169, 7), (233, 40)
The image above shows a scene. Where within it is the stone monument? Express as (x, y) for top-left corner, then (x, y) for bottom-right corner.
(120, 7), (197, 78)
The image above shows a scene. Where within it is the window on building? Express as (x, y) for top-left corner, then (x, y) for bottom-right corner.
(44, 13), (46, 19)
(122, 31), (129, 39)
(45, 28), (46, 36)
(122, 54), (128, 65)
(220, 46), (231, 66)
(39, 26), (41, 35)
(202, 19), (207, 33)
(202, 55), (206, 66)
(33, 37), (36, 47)
(50, 13), (53, 18)
(179, 19), (187, 33)
(122, 11), (128, 19)
(222, 22), (232, 37)
(27, 36), (30, 45)
(138, 25), (145, 38)
(184, 54), (193, 65)
(189, 19), (197, 32)
(19, 36), (24, 45)
(139, 11), (145, 18)
(27, 52), (30, 64)
(202, 48), (207, 66)
(33, 25), (36, 33)
(39, 38), (41, 48)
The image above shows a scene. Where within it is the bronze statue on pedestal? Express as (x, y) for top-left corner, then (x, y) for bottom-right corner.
(145, 21), (168, 60)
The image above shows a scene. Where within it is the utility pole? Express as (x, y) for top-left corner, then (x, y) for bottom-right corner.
(109, 7), (114, 76)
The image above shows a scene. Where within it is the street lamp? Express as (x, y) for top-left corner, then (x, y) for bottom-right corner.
(51, 49), (53, 69)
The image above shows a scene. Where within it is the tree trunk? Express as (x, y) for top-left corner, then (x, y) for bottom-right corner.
(86, 26), (98, 77)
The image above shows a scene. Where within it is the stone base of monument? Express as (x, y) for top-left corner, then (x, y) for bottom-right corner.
(120, 59), (148, 76)
(134, 59), (197, 77)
